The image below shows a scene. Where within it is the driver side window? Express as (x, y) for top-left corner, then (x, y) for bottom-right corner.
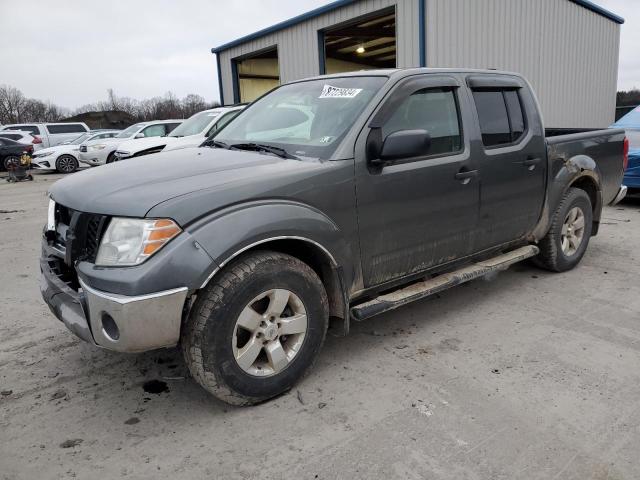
(382, 88), (462, 156)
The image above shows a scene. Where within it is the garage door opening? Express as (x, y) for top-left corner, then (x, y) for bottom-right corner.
(233, 47), (280, 103)
(322, 8), (396, 75)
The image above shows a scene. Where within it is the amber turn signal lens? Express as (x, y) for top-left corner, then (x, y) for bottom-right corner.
(142, 219), (181, 257)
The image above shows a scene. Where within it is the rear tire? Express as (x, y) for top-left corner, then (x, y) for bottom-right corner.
(534, 187), (593, 272)
(182, 251), (329, 406)
(56, 155), (79, 173)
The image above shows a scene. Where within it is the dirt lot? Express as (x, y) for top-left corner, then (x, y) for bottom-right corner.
(1, 172), (639, 479)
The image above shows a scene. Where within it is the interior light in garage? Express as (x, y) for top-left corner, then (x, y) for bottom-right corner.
(356, 45), (366, 54)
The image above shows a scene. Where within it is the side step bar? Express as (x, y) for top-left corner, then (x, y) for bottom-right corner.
(350, 245), (539, 322)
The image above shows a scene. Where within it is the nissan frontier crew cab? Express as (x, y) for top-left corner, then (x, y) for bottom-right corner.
(41, 69), (628, 406)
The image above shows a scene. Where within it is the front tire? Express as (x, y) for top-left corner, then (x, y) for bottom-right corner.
(182, 251), (329, 406)
(534, 187), (593, 272)
(56, 155), (79, 173)
(106, 152), (116, 164)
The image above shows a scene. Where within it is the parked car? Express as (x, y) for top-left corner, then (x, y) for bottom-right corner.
(0, 138), (33, 171)
(31, 130), (121, 173)
(41, 69), (627, 406)
(612, 106), (640, 193)
(0, 130), (43, 151)
(113, 106), (244, 161)
(0, 123), (89, 148)
(78, 120), (182, 166)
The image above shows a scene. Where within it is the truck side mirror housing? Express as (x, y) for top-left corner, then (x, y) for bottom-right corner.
(379, 129), (431, 161)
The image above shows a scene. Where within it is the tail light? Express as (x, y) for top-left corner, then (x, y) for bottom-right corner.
(32, 135), (42, 145)
(623, 137), (629, 171)
(25, 145), (34, 154)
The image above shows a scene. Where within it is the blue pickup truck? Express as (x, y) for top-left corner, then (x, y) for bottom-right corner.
(613, 106), (640, 192)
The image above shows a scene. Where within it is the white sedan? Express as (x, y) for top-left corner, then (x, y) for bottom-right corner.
(31, 130), (121, 173)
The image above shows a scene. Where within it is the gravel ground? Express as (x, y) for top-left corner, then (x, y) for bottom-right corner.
(1, 172), (639, 479)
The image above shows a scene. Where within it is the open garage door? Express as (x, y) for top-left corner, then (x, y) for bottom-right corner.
(322, 8), (396, 75)
(233, 47), (280, 103)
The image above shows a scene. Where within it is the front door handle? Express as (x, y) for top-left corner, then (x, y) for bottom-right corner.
(455, 169), (478, 184)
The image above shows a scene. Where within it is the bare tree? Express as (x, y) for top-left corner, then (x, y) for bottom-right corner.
(0, 85), (27, 123)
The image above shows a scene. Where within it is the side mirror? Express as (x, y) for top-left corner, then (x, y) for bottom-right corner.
(135, 133), (144, 139)
(379, 129), (431, 162)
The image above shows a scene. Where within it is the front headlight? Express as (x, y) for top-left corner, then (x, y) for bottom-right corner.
(95, 218), (181, 266)
(90, 144), (107, 150)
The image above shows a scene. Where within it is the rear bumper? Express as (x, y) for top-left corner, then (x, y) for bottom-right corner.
(610, 185), (628, 205)
(40, 255), (188, 353)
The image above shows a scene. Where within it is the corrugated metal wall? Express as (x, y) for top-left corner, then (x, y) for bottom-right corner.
(217, 0), (420, 105)
(426, 0), (620, 128)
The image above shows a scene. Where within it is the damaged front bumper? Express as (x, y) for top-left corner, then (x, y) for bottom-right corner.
(40, 255), (187, 353)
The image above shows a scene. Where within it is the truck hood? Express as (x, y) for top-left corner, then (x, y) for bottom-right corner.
(49, 147), (325, 223)
(163, 134), (206, 152)
(116, 136), (176, 154)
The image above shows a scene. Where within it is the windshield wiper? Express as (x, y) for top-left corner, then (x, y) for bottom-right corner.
(202, 139), (230, 149)
(230, 143), (299, 160)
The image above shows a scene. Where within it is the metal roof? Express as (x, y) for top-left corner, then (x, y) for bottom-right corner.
(211, 0), (624, 54)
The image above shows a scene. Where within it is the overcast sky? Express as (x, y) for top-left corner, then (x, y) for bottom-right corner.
(0, 0), (637, 110)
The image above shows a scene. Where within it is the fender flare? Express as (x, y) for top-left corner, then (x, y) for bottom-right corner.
(186, 200), (358, 294)
(532, 154), (602, 240)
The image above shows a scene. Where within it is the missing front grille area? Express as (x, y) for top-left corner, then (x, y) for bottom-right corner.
(47, 258), (80, 291)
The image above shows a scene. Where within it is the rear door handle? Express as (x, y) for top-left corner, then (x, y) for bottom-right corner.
(522, 157), (542, 167)
(455, 169), (478, 184)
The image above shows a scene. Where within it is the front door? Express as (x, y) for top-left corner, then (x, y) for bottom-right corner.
(355, 75), (480, 288)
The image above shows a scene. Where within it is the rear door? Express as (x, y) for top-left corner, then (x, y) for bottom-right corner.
(466, 75), (547, 251)
(355, 74), (480, 287)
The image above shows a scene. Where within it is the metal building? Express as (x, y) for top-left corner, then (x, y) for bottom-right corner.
(211, 0), (623, 128)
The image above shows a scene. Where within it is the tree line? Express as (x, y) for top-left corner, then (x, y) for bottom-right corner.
(0, 85), (219, 125)
(617, 89), (640, 107)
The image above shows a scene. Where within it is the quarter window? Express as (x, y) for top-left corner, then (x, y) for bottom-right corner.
(382, 88), (462, 156)
(472, 89), (526, 147)
(46, 124), (87, 134)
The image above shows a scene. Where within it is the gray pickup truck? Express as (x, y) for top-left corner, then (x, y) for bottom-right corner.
(41, 68), (627, 405)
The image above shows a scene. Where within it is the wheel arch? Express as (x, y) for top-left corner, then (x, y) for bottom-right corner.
(199, 236), (350, 337)
(532, 155), (603, 240)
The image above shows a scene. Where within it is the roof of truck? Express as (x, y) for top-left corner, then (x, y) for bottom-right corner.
(294, 67), (524, 82)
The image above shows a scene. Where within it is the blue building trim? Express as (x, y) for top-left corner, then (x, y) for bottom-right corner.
(418, 0), (426, 67)
(211, 0), (623, 56)
(568, 0), (624, 24)
(215, 54), (224, 105)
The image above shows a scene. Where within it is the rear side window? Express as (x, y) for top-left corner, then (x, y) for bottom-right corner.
(46, 124), (87, 134)
(382, 88), (463, 156)
(6, 125), (39, 135)
(472, 90), (526, 147)
(0, 133), (21, 140)
(164, 123), (181, 134)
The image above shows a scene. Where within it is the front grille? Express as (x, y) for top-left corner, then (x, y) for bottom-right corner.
(47, 256), (81, 291)
(50, 203), (108, 265)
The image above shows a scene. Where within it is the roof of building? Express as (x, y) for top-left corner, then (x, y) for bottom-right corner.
(211, 0), (624, 54)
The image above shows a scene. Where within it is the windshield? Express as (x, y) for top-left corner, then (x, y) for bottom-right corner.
(216, 76), (388, 159)
(68, 132), (93, 145)
(627, 129), (640, 149)
(116, 123), (145, 138)
(169, 111), (220, 137)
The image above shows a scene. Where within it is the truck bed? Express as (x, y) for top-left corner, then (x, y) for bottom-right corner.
(545, 128), (626, 205)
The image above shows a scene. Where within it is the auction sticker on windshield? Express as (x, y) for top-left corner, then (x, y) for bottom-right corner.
(319, 85), (363, 99)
